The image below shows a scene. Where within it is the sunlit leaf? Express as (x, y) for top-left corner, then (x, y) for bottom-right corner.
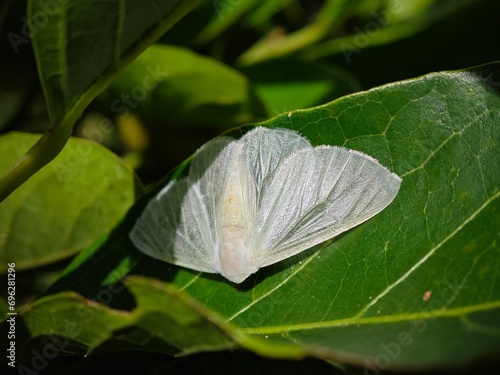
(0, 133), (140, 271)
(2, 63), (499, 370)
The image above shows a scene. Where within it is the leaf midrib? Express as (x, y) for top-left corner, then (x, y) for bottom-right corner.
(240, 300), (500, 335)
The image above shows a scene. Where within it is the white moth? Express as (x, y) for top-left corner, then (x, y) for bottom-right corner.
(130, 127), (401, 283)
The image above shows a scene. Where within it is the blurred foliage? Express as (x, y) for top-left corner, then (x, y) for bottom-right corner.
(3, 0), (498, 182)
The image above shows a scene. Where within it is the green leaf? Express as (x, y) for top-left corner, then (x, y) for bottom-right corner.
(241, 58), (360, 115)
(0, 133), (140, 272)
(10, 277), (239, 359)
(3, 63), (499, 369)
(98, 44), (267, 128)
(0, 0), (202, 202)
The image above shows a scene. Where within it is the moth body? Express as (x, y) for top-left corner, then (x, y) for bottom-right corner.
(218, 160), (255, 283)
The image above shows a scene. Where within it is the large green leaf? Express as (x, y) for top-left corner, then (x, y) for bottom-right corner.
(0, 133), (140, 272)
(0, 0), (202, 202)
(2, 63), (499, 370)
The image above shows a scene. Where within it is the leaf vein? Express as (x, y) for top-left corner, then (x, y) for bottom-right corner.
(241, 300), (500, 335)
(353, 189), (500, 318)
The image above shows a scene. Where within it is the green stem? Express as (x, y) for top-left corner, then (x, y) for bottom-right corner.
(0, 124), (72, 202)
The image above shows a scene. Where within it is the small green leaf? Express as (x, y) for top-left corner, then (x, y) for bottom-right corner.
(0, 133), (140, 271)
(3, 63), (499, 369)
(241, 58), (360, 114)
(98, 44), (267, 128)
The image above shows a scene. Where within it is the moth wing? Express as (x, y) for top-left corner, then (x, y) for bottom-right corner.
(253, 146), (401, 268)
(242, 127), (311, 194)
(130, 136), (239, 274)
